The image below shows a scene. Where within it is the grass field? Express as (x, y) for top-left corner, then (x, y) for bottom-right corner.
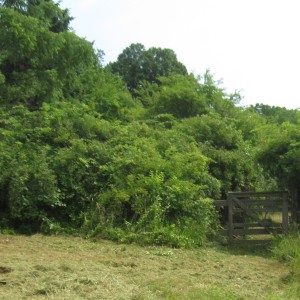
(0, 234), (295, 299)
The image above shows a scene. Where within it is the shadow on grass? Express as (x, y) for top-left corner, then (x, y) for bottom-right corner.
(215, 237), (274, 258)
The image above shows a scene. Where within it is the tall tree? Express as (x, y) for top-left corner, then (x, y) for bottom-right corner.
(108, 43), (145, 93)
(108, 43), (188, 94)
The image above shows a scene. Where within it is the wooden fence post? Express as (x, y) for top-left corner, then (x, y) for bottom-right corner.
(227, 193), (233, 243)
(290, 187), (297, 223)
(282, 192), (289, 232)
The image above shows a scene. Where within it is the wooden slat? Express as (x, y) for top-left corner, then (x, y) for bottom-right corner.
(233, 222), (281, 228)
(235, 199), (282, 206)
(232, 208), (282, 214)
(233, 228), (284, 235)
(233, 228), (270, 235)
(228, 191), (288, 197)
(253, 207), (283, 213)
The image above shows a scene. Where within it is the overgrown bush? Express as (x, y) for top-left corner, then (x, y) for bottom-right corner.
(80, 123), (221, 247)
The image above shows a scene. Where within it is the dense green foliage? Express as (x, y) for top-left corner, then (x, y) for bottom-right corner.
(0, 1), (300, 246)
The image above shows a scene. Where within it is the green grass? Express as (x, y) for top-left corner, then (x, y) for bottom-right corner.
(0, 234), (294, 299)
(271, 229), (300, 299)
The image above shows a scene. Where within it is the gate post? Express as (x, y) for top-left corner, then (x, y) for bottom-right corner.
(290, 185), (300, 223)
(227, 193), (233, 243)
(282, 192), (289, 232)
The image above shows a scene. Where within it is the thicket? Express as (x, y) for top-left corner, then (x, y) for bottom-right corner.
(0, 1), (300, 247)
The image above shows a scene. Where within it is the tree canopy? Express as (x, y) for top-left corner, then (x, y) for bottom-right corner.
(107, 43), (188, 94)
(0, 0), (73, 32)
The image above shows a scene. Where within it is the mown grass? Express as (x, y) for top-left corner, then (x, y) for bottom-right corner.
(0, 234), (294, 299)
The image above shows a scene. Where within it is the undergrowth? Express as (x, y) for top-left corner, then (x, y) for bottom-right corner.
(272, 225), (300, 299)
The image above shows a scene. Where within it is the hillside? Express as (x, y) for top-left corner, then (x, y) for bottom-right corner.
(1, 1), (300, 246)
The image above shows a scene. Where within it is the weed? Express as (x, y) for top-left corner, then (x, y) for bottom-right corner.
(271, 229), (300, 299)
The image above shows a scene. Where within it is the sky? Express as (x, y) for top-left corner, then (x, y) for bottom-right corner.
(61, 0), (300, 109)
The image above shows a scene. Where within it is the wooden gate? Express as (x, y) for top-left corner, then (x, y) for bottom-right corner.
(216, 191), (289, 242)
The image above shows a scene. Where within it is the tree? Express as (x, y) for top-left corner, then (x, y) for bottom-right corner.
(141, 47), (188, 84)
(107, 43), (145, 94)
(0, 6), (97, 109)
(0, 0), (73, 32)
(0, 0), (26, 11)
(108, 43), (188, 94)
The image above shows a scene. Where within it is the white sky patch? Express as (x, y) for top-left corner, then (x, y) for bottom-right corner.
(74, 0), (97, 11)
(61, 0), (300, 109)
